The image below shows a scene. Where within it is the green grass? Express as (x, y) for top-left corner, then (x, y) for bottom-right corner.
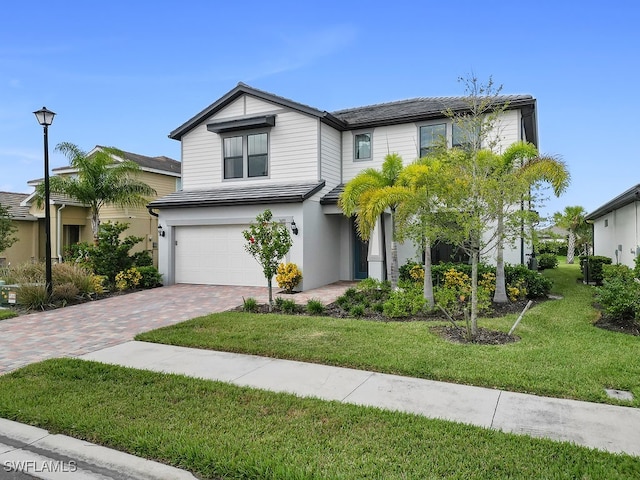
(0, 359), (637, 479)
(0, 308), (17, 320)
(138, 264), (640, 406)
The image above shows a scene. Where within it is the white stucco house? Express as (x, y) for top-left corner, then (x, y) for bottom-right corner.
(149, 83), (538, 290)
(586, 184), (640, 267)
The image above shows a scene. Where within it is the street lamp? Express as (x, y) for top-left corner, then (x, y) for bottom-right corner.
(33, 107), (56, 297)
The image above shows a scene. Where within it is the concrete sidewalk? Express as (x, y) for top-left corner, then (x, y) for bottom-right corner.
(80, 341), (640, 457)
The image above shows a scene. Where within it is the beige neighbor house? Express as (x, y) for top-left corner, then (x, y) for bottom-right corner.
(149, 83), (539, 290)
(6, 147), (180, 267)
(0, 192), (38, 267)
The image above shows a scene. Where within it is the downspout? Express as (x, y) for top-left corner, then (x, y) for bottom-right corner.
(56, 204), (66, 262)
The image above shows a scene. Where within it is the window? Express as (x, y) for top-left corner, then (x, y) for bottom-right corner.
(452, 123), (479, 151)
(354, 132), (372, 161)
(223, 132), (268, 180)
(419, 124), (446, 157)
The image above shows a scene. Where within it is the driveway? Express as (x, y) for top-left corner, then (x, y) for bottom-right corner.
(0, 282), (353, 375)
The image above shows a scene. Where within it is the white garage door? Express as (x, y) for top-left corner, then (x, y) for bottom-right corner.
(175, 225), (266, 286)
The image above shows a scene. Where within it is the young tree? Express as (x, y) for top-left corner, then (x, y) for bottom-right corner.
(36, 143), (157, 244)
(0, 203), (18, 255)
(242, 209), (293, 309)
(553, 206), (588, 264)
(491, 142), (569, 303)
(339, 153), (412, 290)
(436, 75), (514, 337)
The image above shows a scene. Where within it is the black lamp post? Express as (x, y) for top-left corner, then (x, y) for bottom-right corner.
(33, 107), (56, 297)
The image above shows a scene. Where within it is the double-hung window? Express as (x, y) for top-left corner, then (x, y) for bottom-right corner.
(354, 132), (372, 161)
(452, 123), (479, 151)
(419, 124), (446, 157)
(223, 132), (268, 179)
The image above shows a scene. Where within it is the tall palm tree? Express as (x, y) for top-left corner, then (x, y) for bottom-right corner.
(339, 153), (411, 290)
(492, 142), (570, 302)
(36, 143), (157, 244)
(553, 206), (587, 264)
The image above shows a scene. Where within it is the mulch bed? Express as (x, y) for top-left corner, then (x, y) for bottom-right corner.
(594, 316), (640, 336)
(235, 298), (536, 345)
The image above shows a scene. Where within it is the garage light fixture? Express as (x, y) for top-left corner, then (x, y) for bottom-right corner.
(291, 220), (299, 235)
(157, 224), (166, 237)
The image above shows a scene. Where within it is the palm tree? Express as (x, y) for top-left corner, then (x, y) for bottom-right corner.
(339, 153), (411, 290)
(395, 157), (445, 308)
(36, 143), (157, 244)
(553, 206), (588, 264)
(492, 142), (570, 302)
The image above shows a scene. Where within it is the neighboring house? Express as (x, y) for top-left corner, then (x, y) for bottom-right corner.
(0, 192), (38, 266)
(537, 226), (569, 243)
(586, 183), (640, 267)
(149, 83), (538, 290)
(18, 146), (180, 266)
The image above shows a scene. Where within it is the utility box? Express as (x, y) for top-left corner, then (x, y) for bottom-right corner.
(0, 285), (19, 305)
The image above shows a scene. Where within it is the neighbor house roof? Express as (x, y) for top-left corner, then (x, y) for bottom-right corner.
(169, 83), (538, 146)
(320, 184), (345, 205)
(148, 182), (325, 209)
(586, 184), (640, 221)
(51, 146), (181, 176)
(0, 192), (36, 221)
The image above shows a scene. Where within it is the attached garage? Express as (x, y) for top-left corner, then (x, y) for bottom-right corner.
(174, 225), (265, 286)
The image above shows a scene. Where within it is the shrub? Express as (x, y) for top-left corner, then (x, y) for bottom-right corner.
(306, 298), (325, 315)
(243, 297), (258, 312)
(538, 240), (567, 256)
(90, 275), (106, 294)
(596, 279), (640, 320)
(87, 222), (145, 284)
(276, 263), (302, 293)
(434, 268), (493, 318)
(52, 282), (80, 303)
(579, 255), (612, 285)
(52, 263), (94, 295)
(16, 283), (49, 310)
(136, 266), (162, 288)
(349, 304), (365, 317)
(383, 285), (427, 318)
(131, 250), (153, 267)
(504, 264), (552, 298)
(279, 298), (298, 314)
(635, 255), (640, 279)
(537, 253), (559, 270)
(399, 261), (422, 282)
(115, 267), (142, 291)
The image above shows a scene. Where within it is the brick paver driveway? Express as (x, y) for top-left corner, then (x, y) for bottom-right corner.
(0, 282), (353, 375)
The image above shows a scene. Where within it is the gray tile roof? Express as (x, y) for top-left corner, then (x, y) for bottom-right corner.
(0, 192), (35, 220)
(331, 95), (535, 128)
(320, 184), (345, 205)
(148, 181), (325, 209)
(51, 146), (181, 175)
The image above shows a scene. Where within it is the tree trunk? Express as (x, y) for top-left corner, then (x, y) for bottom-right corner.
(423, 238), (434, 308)
(566, 231), (576, 264)
(389, 209), (399, 290)
(470, 248), (479, 338)
(91, 209), (100, 245)
(267, 277), (273, 312)
(493, 211), (509, 303)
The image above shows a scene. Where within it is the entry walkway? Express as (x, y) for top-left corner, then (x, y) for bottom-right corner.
(81, 340), (640, 457)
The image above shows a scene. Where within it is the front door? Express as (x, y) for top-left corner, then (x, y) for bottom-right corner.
(353, 222), (369, 280)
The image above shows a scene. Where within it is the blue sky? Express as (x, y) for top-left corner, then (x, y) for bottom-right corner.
(1, 1), (639, 221)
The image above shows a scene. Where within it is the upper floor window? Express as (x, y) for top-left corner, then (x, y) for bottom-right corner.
(354, 132), (372, 161)
(419, 124), (446, 157)
(224, 132), (268, 179)
(452, 123), (479, 151)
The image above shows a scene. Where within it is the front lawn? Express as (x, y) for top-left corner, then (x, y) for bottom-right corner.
(0, 359), (637, 479)
(0, 308), (17, 320)
(137, 264), (640, 406)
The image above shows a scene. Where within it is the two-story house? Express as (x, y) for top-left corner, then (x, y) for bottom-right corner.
(149, 83), (538, 290)
(16, 146), (180, 267)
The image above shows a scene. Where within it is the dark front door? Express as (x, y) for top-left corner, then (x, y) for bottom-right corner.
(353, 222), (369, 280)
